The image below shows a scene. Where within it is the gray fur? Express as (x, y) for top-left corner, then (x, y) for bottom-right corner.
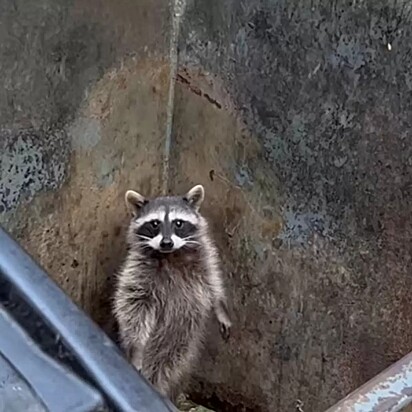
(113, 185), (231, 403)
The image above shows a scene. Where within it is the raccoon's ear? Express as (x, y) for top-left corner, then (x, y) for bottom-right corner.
(125, 190), (147, 216)
(184, 185), (205, 211)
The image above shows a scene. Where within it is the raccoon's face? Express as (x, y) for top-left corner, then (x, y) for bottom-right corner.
(125, 185), (206, 254)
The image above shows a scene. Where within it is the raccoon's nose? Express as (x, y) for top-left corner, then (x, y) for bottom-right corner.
(160, 238), (174, 250)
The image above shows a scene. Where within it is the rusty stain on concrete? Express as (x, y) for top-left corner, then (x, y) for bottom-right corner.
(1, 58), (169, 334)
(169, 68), (284, 411)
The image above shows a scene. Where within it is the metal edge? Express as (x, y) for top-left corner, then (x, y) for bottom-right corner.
(325, 351), (412, 412)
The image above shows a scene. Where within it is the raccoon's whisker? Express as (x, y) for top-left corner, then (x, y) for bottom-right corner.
(137, 235), (152, 240)
(182, 236), (199, 241)
(183, 241), (201, 247)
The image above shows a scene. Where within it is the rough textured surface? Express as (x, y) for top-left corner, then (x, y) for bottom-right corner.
(173, 0), (412, 411)
(0, 129), (69, 212)
(2, 0), (412, 411)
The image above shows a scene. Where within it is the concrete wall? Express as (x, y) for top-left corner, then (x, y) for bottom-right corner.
(0, 0), (171, 329)
(172, 0), (412, 410)
(1, 0), (412, 411)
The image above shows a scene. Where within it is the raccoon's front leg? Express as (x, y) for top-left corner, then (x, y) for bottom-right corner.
(118, 318), (151, 372)
(141, 330), (198, 404)
(205, 257), (232, 340)
(129, 342), (145, 372)
(114, 295), (155, 372)
(214, 299), (232, 340)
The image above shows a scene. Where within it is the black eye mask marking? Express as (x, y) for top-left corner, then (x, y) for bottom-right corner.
(173, 220), (197, 238)
(136, 220), (161, 238)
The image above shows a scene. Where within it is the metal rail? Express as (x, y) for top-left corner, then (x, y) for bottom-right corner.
(0, 226), (176, 412)
(325, 351), (412, 412)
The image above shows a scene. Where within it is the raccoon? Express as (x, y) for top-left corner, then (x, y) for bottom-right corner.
(113, 184), (231, 402)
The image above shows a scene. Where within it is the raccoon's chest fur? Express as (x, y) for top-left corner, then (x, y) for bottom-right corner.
(151, 256), (213, 323)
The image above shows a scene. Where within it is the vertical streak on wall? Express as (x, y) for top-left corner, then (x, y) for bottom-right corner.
(162, 0), (186, 195)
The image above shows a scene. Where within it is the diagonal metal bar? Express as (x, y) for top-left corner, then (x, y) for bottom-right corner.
(325, 351), (412, 412)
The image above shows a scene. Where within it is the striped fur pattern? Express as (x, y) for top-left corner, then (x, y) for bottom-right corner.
(113, 185), (231, 403)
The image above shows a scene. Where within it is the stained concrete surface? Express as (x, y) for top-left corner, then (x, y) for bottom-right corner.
(0, 0), (171, 330)
(1, 0), (412, 411)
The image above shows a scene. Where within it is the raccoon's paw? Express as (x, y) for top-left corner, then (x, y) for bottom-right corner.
(219, 321), (231, 341)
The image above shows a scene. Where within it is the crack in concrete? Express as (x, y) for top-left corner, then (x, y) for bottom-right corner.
(176, 73), (223, 110)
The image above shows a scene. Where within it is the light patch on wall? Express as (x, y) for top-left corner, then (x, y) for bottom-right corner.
(279, 207), (334, 246)
(68, 117), (101, 151)
(0, 129), (69, 212)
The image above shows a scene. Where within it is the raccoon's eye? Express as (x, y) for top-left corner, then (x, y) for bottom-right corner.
(175, 220), (183, 228)
(151, 220), (160, 228)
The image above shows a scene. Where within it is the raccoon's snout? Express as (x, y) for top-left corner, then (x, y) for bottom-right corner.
(159, 237), (174, 252)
